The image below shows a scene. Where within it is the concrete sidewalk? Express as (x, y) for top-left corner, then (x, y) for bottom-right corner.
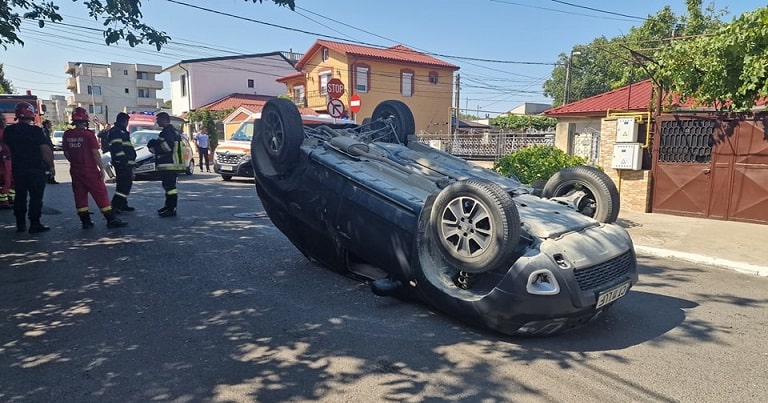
(617, 210), (768, 277)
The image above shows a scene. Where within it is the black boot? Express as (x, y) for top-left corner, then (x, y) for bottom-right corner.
(15, 216), (26, 233)
(105, 210), (128, 229)
(79, 212), (95, 229)
(158, 208), (176, 218)
(28, 219), (50, 234)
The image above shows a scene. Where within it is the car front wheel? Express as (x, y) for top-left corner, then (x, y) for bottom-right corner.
(542, 166), (620, 223)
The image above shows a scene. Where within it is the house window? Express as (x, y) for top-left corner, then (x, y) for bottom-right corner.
(138, 89), (151, 98)
(137, 71), (149, 79)
(355, 65), (369, 93)
(180, 74), (187, 97)
(293, 85), (305, 105)
(401, 69), (414, 97)
(428, 71), (438, 85)
(322, 48), (329, 62)
(124, 69), (128, 75)
(319, 71), (332, 96)
(124, 88), (129, 94)
(247, 79), (254, 88)
(88, 104), (103, 114)
(87, 85), (101, 95)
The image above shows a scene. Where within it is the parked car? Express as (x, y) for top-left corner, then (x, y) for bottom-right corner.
(250, 98), (638, 337)
(215, 114), (351, 181)
(101, 129), (195, 179)
(51, 130), (64, 150)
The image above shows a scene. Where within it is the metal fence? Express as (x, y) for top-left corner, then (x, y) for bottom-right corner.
(416, 131), (555, 161)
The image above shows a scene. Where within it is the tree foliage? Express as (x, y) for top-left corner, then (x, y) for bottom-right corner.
(494, 145), (586, 185)
(653, 6), (768, 110)
(543, 0), (725, 106)
(185, 108), (234, 151)
(0, 0), (295, 50)
(491, 114), (556, 131)
(0, 63), (13, 94)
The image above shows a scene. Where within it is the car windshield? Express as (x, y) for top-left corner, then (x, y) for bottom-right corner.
(230, 121), (254, 141)
(53, 131), (64, 138)
(131, 130), (159, 146)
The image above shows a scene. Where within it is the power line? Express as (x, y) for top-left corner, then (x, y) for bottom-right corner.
(549, 0), (646, 21)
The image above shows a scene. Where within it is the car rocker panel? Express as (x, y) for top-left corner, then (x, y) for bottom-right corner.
(251, 98), (638, 337)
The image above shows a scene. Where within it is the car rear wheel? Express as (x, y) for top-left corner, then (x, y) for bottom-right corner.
(371, 100), (415, 146)
(429, 179), (521, 274)
(542, 166), (620, 223)
(186, 159), (195, 175)
(258, 98), (304, 175)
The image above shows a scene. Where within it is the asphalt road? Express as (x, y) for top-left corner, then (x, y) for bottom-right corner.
(1, 158), (767, 402)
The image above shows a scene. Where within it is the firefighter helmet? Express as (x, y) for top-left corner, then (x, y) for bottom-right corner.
(14, 102), (36, 120)
(71, 107), (90, 122)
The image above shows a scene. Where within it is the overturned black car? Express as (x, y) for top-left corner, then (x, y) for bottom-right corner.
(251, 98), (638, 336)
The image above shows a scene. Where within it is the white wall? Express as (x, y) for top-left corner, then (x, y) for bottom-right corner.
(166, 54), (296, 116)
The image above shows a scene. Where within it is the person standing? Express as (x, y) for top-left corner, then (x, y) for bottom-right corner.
(194, 127), (210, 172)
(107, 112), (136, 212)
(148, 112), (184, 217)
(97, 123), (111, 153)
(62, 107), (127, 229)
(41, 119), (59, 184)
(0, 114), (14, 209)
(2, 102), (54, 233)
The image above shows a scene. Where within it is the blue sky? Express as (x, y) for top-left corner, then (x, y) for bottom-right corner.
(3, 0), (764, 116)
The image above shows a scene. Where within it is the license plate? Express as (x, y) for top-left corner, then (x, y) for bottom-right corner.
(135, 163), (155, 173)
(595, 281), (630, 309)
(220, 165), (234, 172)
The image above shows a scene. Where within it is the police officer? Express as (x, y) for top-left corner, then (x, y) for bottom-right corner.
(149, 112), (184, 217)
(62, 107), (127, 229)
(2, 102), (54, 233)
(107, 112), (136, 212)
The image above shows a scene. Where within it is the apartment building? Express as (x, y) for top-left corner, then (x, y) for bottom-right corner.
(40, 95), (68, 125)
(65, 62), (164, 124)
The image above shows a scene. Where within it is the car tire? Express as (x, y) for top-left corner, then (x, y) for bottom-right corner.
(186, 159), (195, 175)
(221, 175), (233, 181)
(371, 100), (415, 146)
(258, 98), (304, 175)
(428, 179), (521, 274)
(542, 166), (620, 223)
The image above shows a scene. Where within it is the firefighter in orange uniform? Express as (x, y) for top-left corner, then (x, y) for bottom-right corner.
(62, 107), (127, 229)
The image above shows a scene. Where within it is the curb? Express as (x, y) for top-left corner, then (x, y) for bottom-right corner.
(634, 245), (768, 277)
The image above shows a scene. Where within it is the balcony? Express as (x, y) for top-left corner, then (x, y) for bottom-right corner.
(136, 79), (163, 90)
(65, 78), (77, 89)
(136, 97), (160, 107)
(67, 94), (103, 106)
(135, 64), (162, 74)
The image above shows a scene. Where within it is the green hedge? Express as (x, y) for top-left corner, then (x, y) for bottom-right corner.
(494, 145), (586, 185)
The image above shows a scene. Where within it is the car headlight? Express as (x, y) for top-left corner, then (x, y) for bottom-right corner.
(526, 269), (560, 295)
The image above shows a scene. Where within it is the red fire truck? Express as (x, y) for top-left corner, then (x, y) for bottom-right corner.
(0, 91), (46, 125)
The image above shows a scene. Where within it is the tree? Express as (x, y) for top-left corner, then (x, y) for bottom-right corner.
(0, 0), (295, 50)
(0, 63), (13, 94)
(491, 114), (556, 131)
(543, 0), (725, 106)
(653, 6), (768, 110)
(185, 108), (235, 152)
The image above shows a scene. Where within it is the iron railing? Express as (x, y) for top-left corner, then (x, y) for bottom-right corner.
(416, 131), (555, 161)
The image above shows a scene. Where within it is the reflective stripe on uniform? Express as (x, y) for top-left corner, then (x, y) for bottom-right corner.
(166, 189), (178, 196)
(77, 207), (89, 213)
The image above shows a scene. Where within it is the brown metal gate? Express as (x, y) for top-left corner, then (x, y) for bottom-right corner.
(651, 113), (768, 224)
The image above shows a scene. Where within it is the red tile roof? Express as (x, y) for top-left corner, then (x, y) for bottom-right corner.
(276, 71), (304, 83)
(197, 93), (275, 112)
(295, 40), (460, 71)
(545, 80), (656, 116)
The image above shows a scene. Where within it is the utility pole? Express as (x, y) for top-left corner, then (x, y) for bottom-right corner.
(563, 50), (581, 105)
(89, 68), (96, 122)
(453, 74), (460, 134)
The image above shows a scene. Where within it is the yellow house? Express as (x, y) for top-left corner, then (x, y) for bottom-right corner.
(277, 39), (459, 134)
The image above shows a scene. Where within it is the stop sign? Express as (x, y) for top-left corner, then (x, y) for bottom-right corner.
(349, 94), (362, 113)
(326, 78), (345, 99)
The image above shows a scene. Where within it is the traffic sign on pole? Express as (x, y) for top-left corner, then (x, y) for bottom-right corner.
(327, 99), (345, 118)
(327, 78), (345, 99)
(349, 94), (362, 113)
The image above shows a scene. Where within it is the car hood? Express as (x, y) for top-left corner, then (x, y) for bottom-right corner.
(216, 140), (250, 154)
(134, 146), (154, 162)
(513, 193), (601, 239)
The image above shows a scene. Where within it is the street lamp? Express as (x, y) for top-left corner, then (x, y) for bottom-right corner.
(563, 50), (581, 105)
